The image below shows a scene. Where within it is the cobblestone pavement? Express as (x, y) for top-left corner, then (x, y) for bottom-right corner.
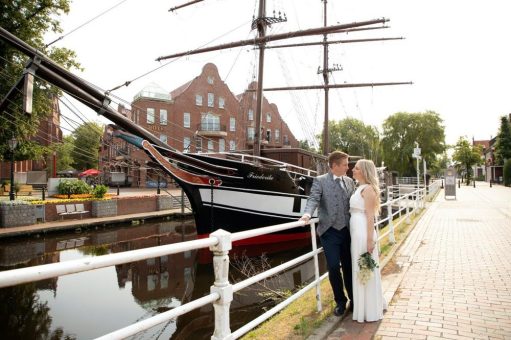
(326, 182), (511, 339)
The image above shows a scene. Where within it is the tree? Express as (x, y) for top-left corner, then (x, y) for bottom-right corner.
(429, 152), (450, 177)
(0, 1), (80, 163)
(72, 122), (103, 170)
(494, 115), (511, 165)
(452, 137), (482, 185)
(322, 118), (381, 164)
(381, 111), (446, 176)
(54, 135), (75, 170)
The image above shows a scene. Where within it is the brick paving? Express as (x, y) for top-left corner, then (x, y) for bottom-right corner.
(324, 182), (511, 340)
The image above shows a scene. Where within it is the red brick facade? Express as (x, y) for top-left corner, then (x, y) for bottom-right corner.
(100, 63), (299, 187)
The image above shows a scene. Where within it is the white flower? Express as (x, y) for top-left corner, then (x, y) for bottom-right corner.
(357, 252), (378, 285)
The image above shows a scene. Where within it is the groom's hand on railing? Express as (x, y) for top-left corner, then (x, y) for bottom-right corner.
(299, 214), (311, 226)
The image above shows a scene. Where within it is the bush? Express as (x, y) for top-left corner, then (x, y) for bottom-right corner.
(58, 179), (92, 195)
(504, 159), (511, 187)
(92, 184), (108, 198)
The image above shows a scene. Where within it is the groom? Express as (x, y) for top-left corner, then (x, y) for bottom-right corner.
(300, 151), (355, 316)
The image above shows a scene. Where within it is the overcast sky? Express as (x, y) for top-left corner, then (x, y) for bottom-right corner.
(45, 0), (511, 147)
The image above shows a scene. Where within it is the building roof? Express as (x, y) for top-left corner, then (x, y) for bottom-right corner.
(133, 82), (171, 102)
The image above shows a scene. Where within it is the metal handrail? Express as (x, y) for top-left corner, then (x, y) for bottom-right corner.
(0, 180), (441, 339)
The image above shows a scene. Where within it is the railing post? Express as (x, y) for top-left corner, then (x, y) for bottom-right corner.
(209, 229), (233, 340)
(309, 221), (322, 312)
(181, 188), (185, 214)
(387, 193), (395, 244)
(406, 194), (411, 224)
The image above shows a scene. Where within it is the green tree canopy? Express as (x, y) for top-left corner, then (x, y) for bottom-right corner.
(54, 135), (75, 171)
(321, 118), (381, 164)
(72, 122), (103, 170)
(0, 0), (80, 162)
(452, 136), (483, 185)
(494, 115), (511, 165)
(381, 111), (446, 176)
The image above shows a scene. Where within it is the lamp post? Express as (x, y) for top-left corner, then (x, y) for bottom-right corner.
(413, 142), (421, 191)
(8, 137), (18, 201)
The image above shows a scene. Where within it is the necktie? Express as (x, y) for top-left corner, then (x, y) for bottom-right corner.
(336, 177), (346, 191)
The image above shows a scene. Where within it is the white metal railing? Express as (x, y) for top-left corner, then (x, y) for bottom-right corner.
(0, 180), (441, 339)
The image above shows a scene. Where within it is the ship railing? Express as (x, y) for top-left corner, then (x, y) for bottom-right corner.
(217, 151), (318, 176)
(0, 181), (440, 339)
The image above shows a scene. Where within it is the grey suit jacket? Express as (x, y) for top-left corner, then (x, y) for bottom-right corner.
(303, 172), (355, 236)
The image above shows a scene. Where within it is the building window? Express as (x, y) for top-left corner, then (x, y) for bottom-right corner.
(201, 113), (220, 131)
(266, 129), (271, 142)
(195, 94), (203, 106)
(207, 140), (214, 152)
(219, 139), (225, 152)
(275, 129), (280, 143)
(283, 135), (289, 145)
(230, 117), (235, 131)
(184, 137), (191, 152)
(219, 97), (225, 109)
(196, 137), (202, 152)
(247, 127), (255, 141)
(208, 93), (214, 107)
(207, 76), (214, 84)
(248, 109), (254, 121)
(229, 140), (236, 151)
(160, 109), (167, 125)
(266, 112), (271, 123)
(183, 112), (190, 128)
(147, 108), (155, 124)
(160, 134), (168, 144)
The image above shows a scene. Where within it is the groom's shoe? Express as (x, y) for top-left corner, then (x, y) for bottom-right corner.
(333, 304), (347, 317)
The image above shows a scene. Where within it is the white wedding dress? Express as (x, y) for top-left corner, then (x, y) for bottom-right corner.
(349, 184), (387, 322)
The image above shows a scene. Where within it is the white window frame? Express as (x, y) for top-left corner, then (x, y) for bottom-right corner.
(275, 129), (280, 143)
(266, 112), (271, 123)
(160, 109), (167, 125)
(248, 109), (254, 121)
(219, 139), (225, 152)
(218, 97), (225, 109)
(160, 134), (168, 144)
(195, 94), (203, 106)
(183, 137), (191, 152)
(207, 140), (214, 152)
(229, 140), (236, 151)
(229, 117), (236, 132)
(208, 93), (214, 108)
(147, 108), (155, 124)
(207, 76), (214, 84)
(266, 129), (271, 142)
(247, 127), (255, 141)
(183, 112), (190, 128)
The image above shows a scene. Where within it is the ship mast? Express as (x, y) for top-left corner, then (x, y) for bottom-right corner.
(253, 0), (267, 157)
(321, 0), (330, 156)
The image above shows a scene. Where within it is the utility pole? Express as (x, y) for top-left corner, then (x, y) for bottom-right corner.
(413, 142), (421, 191)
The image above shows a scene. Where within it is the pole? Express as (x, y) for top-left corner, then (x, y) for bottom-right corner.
(9, 153), (15, 201)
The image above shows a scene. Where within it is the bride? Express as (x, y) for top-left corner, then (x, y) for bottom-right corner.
(349, 159), (387, 322)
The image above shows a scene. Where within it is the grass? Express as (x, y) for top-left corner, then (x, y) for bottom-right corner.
(242, 199), (435, 339)
(242, 278), (335, 339)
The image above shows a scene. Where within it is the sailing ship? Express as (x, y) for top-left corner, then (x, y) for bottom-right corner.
(0, 1), (409, 244)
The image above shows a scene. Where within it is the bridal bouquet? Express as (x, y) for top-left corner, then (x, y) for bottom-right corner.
(357, 252), (379, 285)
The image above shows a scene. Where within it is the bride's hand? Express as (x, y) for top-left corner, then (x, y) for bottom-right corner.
(367, 239), (375, 254)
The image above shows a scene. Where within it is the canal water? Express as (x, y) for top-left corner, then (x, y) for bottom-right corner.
(0, 218), (326, 339)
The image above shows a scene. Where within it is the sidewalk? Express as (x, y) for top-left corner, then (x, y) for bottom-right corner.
(313, 181), (511, 339)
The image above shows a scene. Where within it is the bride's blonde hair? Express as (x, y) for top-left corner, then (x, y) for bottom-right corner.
(357, 159), (380, 214)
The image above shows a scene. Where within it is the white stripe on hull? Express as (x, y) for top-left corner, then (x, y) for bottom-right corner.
(198, 188), (315, 218)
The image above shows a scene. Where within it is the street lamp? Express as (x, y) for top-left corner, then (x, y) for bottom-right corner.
(8, 137), (18, 201)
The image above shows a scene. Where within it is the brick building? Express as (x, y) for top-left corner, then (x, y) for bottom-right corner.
(100, 63), (299, 187)
(0, 96), (62, 184)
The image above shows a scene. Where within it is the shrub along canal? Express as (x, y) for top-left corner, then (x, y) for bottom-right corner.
(0, 217), (325, 339)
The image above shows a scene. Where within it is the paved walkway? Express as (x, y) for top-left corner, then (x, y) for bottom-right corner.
(322, 182), (511, 339)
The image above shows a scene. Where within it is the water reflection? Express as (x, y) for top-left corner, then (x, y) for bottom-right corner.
(0, 218), (324, 339)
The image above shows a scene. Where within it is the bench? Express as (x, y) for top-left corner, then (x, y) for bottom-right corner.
(56, 204), (89, 220)
(0, 184), (33, 196)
